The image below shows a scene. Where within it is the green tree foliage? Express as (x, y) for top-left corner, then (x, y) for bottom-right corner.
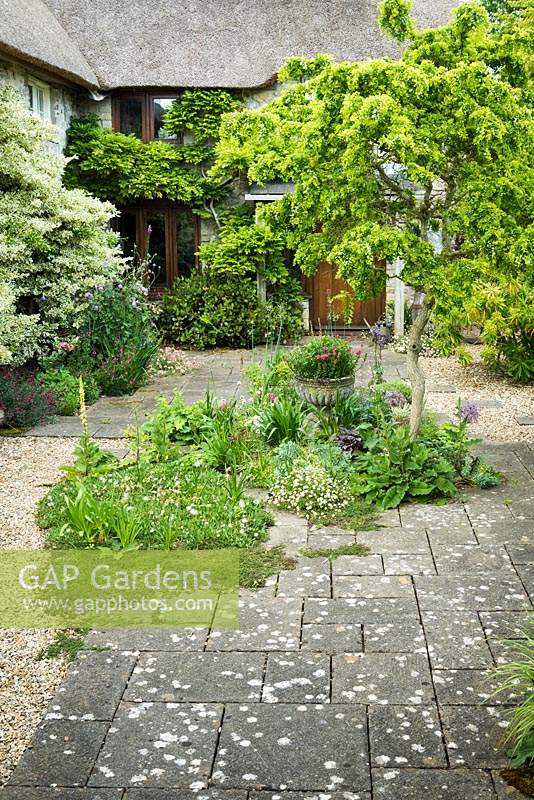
(0, 88), (125, 364)
(213, 0), (534, 429)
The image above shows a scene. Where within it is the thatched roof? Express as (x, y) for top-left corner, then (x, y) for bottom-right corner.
(0, 0), (98, 88)
(41, 0), (461, 90)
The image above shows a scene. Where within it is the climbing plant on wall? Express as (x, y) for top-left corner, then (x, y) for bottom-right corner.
(65, 89), (242, 215)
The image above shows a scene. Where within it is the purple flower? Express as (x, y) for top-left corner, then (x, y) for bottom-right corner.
(458, 401), (480, 424)
(370, 323), (391, 347)
(384, 390), (406, 408)
(84, 291), (94, 300)
(147, 225), (153, 237)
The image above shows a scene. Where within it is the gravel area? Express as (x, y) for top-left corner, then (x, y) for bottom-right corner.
(421, 345), (534, 442)
(0, 436), (117, 785)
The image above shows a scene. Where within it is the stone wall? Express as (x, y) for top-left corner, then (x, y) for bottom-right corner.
(0, 53), (85, 151)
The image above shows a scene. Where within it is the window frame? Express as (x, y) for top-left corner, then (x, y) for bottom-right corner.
(27, 78), (51, 121)
(112, 92), (182, 143)
(114, 200), (200, 292)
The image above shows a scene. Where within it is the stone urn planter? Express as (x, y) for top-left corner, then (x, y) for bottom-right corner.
(294, 373), (355, 406)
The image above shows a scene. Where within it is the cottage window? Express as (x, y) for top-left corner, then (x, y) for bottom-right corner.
(112, 93), (181, 143)
(28, 80), (50, 120)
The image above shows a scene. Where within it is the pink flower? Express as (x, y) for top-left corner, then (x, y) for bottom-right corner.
(59, 341), (74, 353)
(268, 393), (277, 402)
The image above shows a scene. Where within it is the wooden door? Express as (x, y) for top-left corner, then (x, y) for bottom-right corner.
(303, 261), (386, 330)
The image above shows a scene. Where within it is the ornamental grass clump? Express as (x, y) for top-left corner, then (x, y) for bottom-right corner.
(288, 336), (359, 380)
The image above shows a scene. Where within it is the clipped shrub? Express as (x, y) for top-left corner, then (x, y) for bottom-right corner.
(159, 271), (302, 349)
(0, 369), (56, 428)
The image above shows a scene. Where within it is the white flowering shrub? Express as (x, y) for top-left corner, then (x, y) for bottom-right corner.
(0, 87), (125, 364)
(0, 278), (37, 364)
(270, 464), (351, 519)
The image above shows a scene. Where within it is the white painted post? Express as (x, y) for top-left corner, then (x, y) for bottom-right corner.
(394, 258), (405, 337)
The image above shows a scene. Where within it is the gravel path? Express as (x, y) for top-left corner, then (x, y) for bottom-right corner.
(0, 436), (77, 784)
(421, 346), (534, 442)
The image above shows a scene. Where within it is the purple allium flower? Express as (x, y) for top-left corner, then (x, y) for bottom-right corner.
(384, 390), (406, 408)
(458, 401), (480, 424)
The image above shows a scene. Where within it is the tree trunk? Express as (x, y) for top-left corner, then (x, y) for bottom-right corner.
(407, 298), (430, 440)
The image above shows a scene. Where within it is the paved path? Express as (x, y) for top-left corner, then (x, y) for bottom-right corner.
(13, 345), (534, 797)
(3, 440), (534, 798)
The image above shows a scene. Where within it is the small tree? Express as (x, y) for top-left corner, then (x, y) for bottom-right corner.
(213, 0), (533, 434)
(0, 87), (125, 364)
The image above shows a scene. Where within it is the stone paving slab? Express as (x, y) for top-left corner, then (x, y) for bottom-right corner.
(332, 575), (414, 599)
(515, 563), (534, 601)
(506, 543), (534, 564)
(356, 529), (430, 555)
(331, 554), (384, 575)
(368, 705), (446, 767)
(304, 597), (419, 625)
(277, 558), (331, 598)
(441, 706), (510, 768)
(422, 611), (493, 669)
(431, 544), (515, 574)
(332, 653), (432, 705)
(124, 652), (265, 703)
(415, 575), (531, 610)
(400, 504), (472, 531)
(212, 703), (370, 791)
(252, 793), (370, 800)
(306, 529), (356, 549)
(0, 791), (123, 800)
(433, 669), (523, 706)
(262, 653), (330, 703)
(208, 597), (301, 651)
(84, 627), (209, 652)
(426, 527), (478, 546)
(124, 793), (246, 800)
(89, 702), (223, 789)
(8, 719), (109, 787)
(371, 768), (495, 799)
(44, 651), (136, 721)
(363, 622), (426, 654)
(471, 520), (533, 545)
(382, 554), (436, 576)
(478, 610), (532, 639)
(301, 623), (363, 653)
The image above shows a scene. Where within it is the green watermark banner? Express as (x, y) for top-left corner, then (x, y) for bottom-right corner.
(0, 550), (239, 628)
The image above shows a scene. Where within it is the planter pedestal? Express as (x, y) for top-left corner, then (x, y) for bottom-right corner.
(294, 374), (355, 406)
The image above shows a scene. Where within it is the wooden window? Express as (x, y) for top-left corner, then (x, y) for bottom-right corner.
(115, 202), (199, 292)
(112, 93), (182, 143)
(28, 79), (50, 121)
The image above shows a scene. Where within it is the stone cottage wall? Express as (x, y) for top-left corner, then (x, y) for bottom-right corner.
(0, 54), (83, 151)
